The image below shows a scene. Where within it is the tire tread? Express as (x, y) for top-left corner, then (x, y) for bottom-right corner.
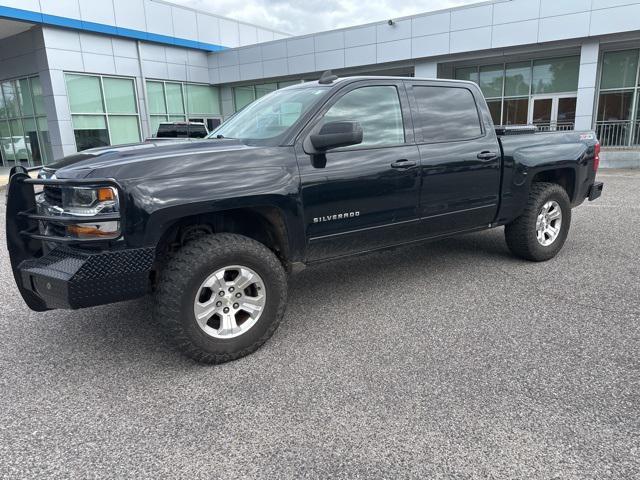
(153, 233), (287, 364)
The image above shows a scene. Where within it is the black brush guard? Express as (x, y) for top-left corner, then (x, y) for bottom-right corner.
(6, 166), (154, 311)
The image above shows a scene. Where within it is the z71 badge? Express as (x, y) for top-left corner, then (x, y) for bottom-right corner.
(313, 212), (360, 223)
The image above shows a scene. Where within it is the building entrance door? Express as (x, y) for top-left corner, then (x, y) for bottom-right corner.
(529, 96), (577, 131)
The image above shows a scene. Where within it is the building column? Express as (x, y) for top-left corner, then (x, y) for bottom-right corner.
(40, 68), (77, 161)
(414, 60), (438, 79)
(220, 86), (234, 118)
(575, 39), (600, 131)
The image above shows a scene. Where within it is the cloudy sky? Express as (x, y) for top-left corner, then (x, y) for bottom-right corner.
(168, 0), (479, 35)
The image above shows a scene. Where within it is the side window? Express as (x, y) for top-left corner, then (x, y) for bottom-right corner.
(413, 86), (482, 143)
(321, 86), (404, 148)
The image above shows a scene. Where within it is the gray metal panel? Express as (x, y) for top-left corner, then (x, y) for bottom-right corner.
(239, 62), (263, 80)
(376, 19), (411, 43)
(287, 54), (315, 75)
(492, 20), (538, 48)
(112, 0), (146, 31)
(315, 49), (345, 70)
(344, 44), (376, 67)
(238, 45), (262, 64)
(79, 33), (113, 55)
(493, 0), (540, 24)
(450, 4), (493, 31)
(314, 31), (345, 52)
(262, 58), (288, 78)
(411, 33), (450, 58)
(261, 41), (287, 60)
(287, 37), (314, 57)
(344, 25), (376, 48)
(412, 12), (451, 36)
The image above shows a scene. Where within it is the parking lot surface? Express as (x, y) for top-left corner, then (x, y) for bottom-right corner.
(1, 171), (638, 479)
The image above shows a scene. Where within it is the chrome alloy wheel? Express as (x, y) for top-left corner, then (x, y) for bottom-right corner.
(193, 265), (266, 339)
(536, 200), (562, 247)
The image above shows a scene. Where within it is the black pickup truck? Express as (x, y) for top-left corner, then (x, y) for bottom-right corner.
(6, 74), (603, 363)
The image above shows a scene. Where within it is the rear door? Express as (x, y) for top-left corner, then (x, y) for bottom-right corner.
(295, 80), (422, 262)
(407, 80), (501, 234)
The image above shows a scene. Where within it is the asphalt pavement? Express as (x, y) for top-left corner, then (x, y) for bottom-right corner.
(1, 171), (638, 479)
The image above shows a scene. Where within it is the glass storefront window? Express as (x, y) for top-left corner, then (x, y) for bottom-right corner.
(234, 86), (255, 111)
(109, 116), (141, 145)
(103, 77), (138, 114)
(147, 81), (167, 115)
(66, 74), (141, 151)
(165, 82), (185, 114)
(0, 76), (50, 167)
(455, 66), (479, 84)
(486, 99), (502, 125)
(31, 77), (45, 116)
(71, 115), (109, 151)
(0, 121), (13, 165)
(479, 65), (504, 99)
(231, 80), (305, 113)
(505, 62), (531, 97)
(597, 91), (634, 121)
(186, 84), (220, 115)
(66, 74), (105, 113)
(256, 83), (277, 98)
(17, 79), (34, 117)
(503, 98), (529, 125)
(601, 50), (639, 90)
(532, 56), (580, 94)
(2, 82), (20, 118)
(146, 80), (221, 136)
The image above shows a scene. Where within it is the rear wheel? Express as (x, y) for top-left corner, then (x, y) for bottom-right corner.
(154, 233), (287, 364)
(505, 182), (571, 262)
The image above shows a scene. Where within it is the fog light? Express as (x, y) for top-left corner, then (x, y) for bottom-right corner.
(67, 221), (120, 239)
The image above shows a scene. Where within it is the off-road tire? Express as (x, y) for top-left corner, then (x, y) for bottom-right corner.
(154, 233), (287, 364)
(505, 182), (572, 262)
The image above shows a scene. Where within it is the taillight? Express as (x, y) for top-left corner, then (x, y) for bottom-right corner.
(593, 141), (600, 173)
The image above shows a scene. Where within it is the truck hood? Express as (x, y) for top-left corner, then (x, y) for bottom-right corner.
(44, 138), (265, 180)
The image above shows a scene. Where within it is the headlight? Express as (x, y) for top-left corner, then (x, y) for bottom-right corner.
(38, 185), (121, 239)
(62, 186), (119, 215)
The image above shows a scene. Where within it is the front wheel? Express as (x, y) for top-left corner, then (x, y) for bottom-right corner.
(505, 182), (572, 262)
(154, 233), (288, 364)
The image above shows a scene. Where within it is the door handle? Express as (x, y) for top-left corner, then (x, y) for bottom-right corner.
(477, 151), (498, 161)
(390, 159), (417, 169)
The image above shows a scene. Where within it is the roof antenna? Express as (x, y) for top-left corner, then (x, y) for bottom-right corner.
(318, 70), (338, 84)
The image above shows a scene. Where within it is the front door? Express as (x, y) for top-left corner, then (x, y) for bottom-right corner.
(296, 81), (422, 262)
(529, 96), (577, 131)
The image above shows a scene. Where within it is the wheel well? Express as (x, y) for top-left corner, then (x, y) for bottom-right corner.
(531, 168), (576, 201)
(156, 206), (290, 266)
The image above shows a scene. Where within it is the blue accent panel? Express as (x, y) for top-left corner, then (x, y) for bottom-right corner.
(42, 14), (83, 30)
(0, 5), (227, 52)
(0, 5), (42, 23)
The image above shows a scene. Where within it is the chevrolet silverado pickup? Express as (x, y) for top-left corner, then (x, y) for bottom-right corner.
(6, 73), (603, 363)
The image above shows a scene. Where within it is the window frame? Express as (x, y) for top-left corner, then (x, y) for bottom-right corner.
(407, 80), (487, 145)
(299, 80), (414, 153)
(146, 79), (222, 136)
(453, 54), (581, 127)
(65, 72), (143, 150)
(0, 75), (51, 167)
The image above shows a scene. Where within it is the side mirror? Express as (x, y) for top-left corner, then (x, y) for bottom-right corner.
(310, 121), (363, 152)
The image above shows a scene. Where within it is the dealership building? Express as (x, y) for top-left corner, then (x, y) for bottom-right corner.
(0, 0), (639, 169)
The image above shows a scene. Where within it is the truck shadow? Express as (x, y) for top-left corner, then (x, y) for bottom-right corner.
(37, 229), (515, 365)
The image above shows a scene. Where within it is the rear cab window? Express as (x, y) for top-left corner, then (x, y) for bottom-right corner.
(410, 85), (483, 143)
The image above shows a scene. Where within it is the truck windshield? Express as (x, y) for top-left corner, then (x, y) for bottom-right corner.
(210, 87), (327, 141)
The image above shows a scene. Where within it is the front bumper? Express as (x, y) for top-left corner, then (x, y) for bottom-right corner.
(6, 167), (154, 311)
(18, 246), (154, 310)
